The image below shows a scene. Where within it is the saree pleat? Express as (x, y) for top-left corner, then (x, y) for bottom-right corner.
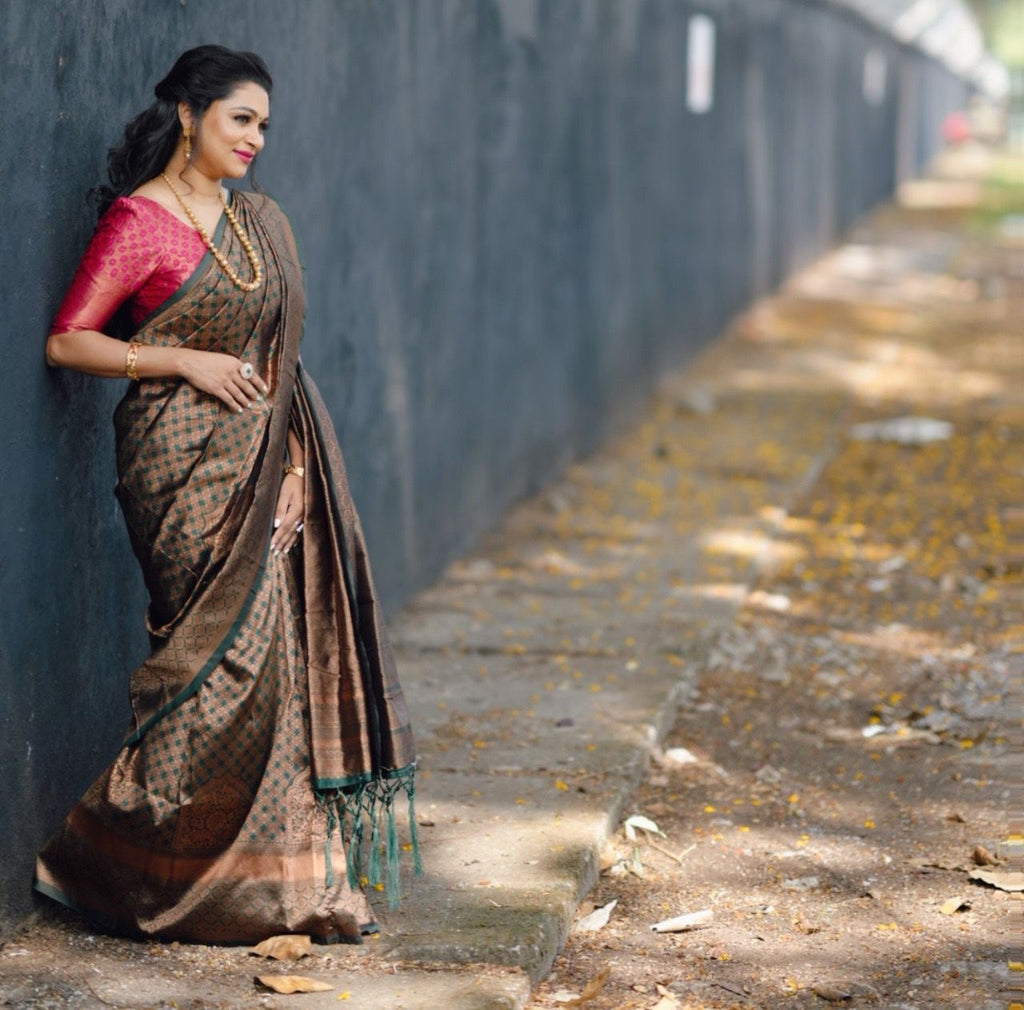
(35, 193), (417, 944)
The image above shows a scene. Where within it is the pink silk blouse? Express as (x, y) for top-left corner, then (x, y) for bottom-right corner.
(52, 196), (209, 334)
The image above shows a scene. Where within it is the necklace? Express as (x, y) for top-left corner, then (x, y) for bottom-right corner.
(160, 172), (263, 292)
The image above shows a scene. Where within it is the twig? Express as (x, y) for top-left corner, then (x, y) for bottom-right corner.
(84, 979), (119, 1007)
(646, 841), (695, 865)
(711, 980), (746, 998)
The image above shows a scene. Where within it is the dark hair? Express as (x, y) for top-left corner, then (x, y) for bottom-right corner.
(92, 45), (272, 215)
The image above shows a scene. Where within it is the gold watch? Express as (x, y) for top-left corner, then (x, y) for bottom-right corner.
(283, 463), (305, 479)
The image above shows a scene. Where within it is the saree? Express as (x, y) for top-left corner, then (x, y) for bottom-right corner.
(35, 192), (418, 945)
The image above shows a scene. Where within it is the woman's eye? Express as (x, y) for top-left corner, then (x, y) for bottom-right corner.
(235, 115), (251, 124)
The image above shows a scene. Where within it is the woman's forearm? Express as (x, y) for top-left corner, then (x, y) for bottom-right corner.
(46, 329), (186, 379)
(286, 428), (304, 467)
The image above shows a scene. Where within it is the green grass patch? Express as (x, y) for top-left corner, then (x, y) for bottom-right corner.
(971, 153), (1024, 231)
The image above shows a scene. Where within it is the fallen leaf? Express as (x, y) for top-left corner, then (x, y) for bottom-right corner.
(650, 908), (713, 933)
(255, 975), (333, 994)
(813, 984), (853, 1002)
(561, 967), (611, 1007)
(793, 910), (821, 934)
(651, 994), (680, 1010)
(659, 747), (698, 767)
(946, 811), (967, 823)
(939, 896), (970, 915)
(968, 868), (1024, 891)
(573, 899), (617, 934)
(971, 845), (1002, 866)
(644, 801), (676, 818)
(250, 935), (312, 961)
(624, 814), (666, 842)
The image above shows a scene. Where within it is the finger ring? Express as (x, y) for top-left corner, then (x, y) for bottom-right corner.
(240, 363), (255, 380)
(295, 522), (304, 533)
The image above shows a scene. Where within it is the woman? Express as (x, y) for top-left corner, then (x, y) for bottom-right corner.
(35, 45), (418, 946)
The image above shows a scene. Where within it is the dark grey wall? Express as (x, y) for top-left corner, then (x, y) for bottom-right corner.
(0, 0), (966, 930)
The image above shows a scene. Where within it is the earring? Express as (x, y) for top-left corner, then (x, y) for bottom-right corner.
(183, 127), (194, 161)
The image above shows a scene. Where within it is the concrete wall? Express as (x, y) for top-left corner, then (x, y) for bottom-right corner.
(0, 0), (967, 930)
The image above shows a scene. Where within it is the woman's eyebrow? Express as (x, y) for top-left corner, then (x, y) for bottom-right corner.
(230, 105), (270, 122)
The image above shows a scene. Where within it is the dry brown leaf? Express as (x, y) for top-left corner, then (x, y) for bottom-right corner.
(968, 868), (1024, 892)
(250, 935), (312, 961)
(793, 910), (822, 934)
(813, 984), (852, 1002)
(562, 967), (611, 1007)
(644, 801), (676, 818)
(939, 896), (969, 915)
(972, 845), (1002, 867)
(255, 975), (333, 994)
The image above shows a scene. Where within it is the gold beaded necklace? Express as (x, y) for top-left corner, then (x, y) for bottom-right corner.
(160, 172), (263, 292)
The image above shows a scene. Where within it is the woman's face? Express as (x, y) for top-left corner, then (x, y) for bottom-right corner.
(189, 81), (270, 181)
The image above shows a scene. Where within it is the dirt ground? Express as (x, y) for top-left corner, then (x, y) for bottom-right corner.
(526, 168), (1024, 1009)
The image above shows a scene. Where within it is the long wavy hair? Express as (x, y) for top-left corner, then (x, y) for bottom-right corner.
(92, 45), (273, 216)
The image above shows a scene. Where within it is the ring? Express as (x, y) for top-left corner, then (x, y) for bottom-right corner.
(295, 522), (304, 533)
(240, 363), (255, 380)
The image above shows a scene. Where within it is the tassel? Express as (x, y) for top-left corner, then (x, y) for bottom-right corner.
(407, 781), (423, 877)
(339, 795), (360, 891)
(352, 796), (366, 885)
(386, 800), (401, 910)
(323, 799), (337, 889)
(368, 813), (382, 886)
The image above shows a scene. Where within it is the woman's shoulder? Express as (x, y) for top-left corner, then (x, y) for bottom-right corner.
(236, 191), (303, 262)
(236, 188), (287, 223)
(98, 191), (172, 235)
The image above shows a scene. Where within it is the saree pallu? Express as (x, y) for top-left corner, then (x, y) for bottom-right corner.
(35, 192), (417, 945)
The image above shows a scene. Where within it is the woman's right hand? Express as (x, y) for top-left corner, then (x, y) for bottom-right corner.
(178, 349), (269, 412)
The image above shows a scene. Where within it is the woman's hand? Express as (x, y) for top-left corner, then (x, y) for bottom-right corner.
(272, 472), (304, 555)
(178, 350), (269, 412)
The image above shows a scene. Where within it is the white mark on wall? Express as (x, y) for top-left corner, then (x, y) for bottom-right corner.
(864, 49), (887, 107)
(687, 15), (716, 115)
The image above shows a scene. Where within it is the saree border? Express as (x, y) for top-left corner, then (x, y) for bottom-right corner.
(32, 878), (380, 945)
(297, 364), (386, 786)
(123, 534), (271, 747)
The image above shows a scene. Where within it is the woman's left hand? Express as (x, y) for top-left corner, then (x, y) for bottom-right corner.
(272, 472), (305, 555)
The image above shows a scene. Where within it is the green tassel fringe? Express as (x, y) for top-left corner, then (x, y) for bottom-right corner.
(315, 764), (422, 909)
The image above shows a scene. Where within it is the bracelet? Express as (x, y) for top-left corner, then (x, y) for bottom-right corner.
(125, 341), (141, 381)
(283, 463), (305, 479)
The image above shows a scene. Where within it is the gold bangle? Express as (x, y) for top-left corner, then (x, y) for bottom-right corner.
(125, 341), (141, 381)
(283, 463), (305, 479)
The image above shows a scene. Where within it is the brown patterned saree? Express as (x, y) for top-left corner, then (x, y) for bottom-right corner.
(35, 192), (418, 945)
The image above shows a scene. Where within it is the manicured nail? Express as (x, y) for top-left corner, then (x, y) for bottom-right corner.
(274, 518), (281, 528)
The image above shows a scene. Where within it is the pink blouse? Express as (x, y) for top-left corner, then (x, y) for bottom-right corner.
(52, 196), (209, 334)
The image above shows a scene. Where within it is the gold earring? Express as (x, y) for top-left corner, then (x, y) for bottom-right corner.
(183, 127), (194, 161)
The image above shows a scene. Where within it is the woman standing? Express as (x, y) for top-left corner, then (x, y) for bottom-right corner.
(36, 45), (418, 945)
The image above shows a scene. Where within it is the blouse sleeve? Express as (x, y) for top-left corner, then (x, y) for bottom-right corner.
(51, 199), (161, 335)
